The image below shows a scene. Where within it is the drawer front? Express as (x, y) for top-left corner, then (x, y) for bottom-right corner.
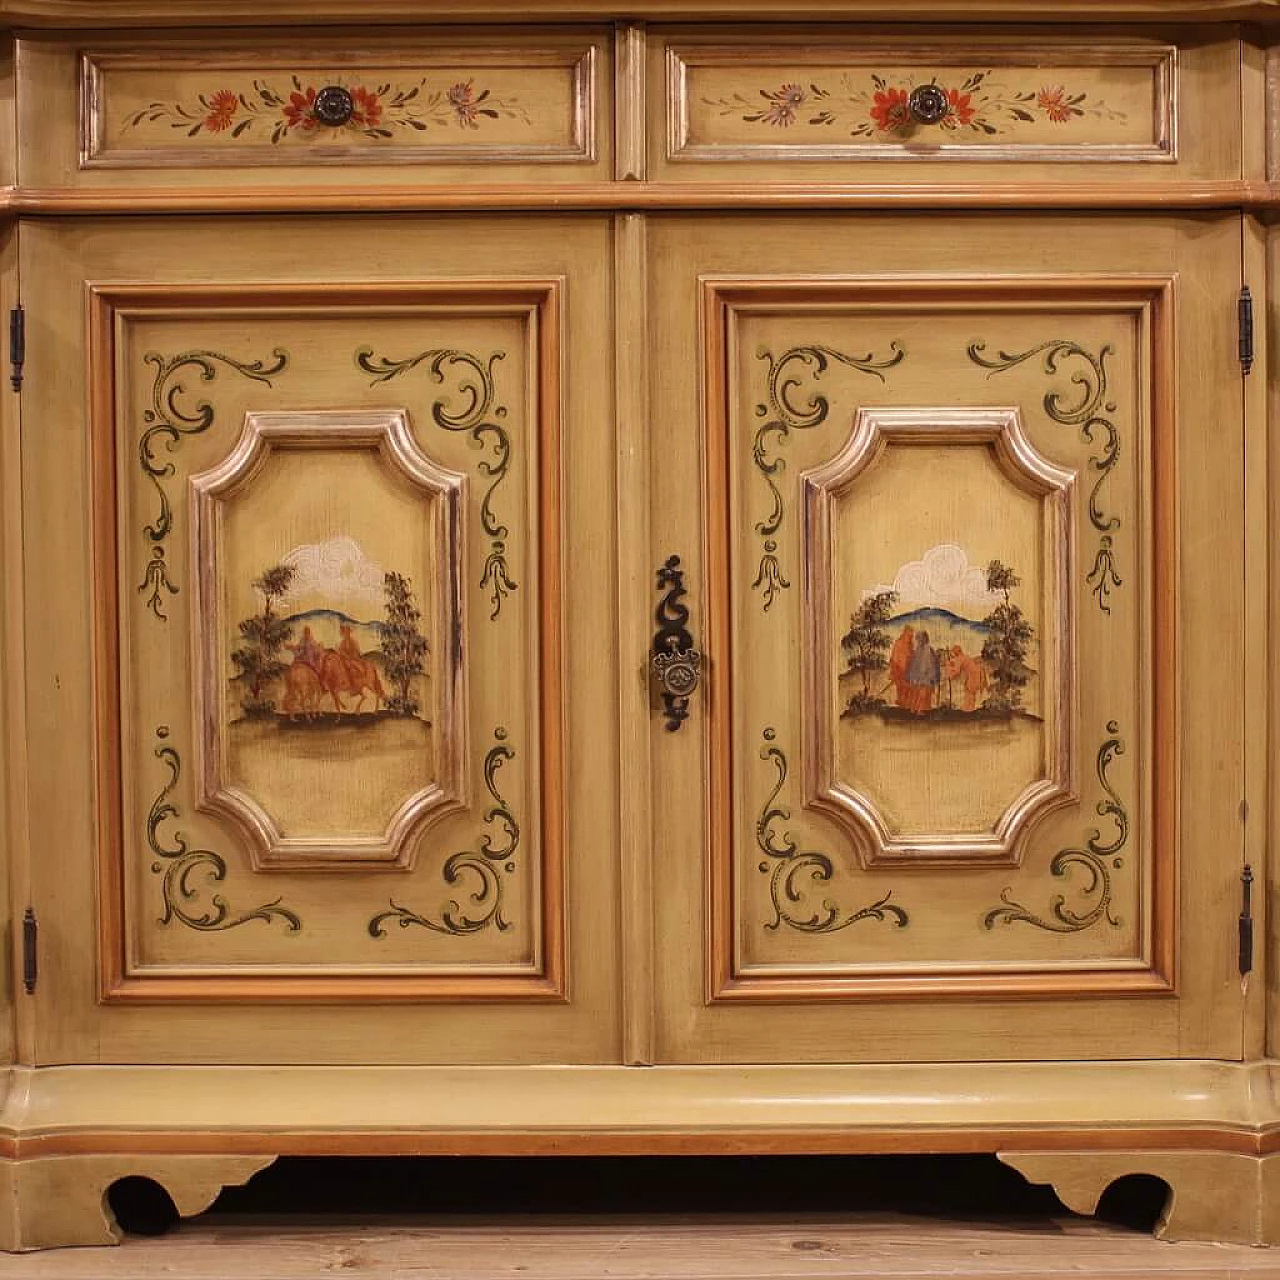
(649, 26), (1239, 183)
(19, 27), (611, 188)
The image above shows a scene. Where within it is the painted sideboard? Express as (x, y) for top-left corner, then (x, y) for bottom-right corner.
(0, 0), (1278, 1251)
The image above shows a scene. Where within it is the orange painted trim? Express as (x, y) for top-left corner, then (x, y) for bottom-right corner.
(701, 276), (1179, 1004)
(1, 1125), (1279, 1160)
(2, 182), (1280, 215)
(88, 281), (568, 1005)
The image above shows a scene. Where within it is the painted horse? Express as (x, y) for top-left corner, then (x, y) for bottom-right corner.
(281, 660), (324, 719)
(280, 651), (385, 717)
(317, 649), (385, 714)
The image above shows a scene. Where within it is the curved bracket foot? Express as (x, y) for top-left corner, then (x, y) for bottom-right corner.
(1001, 1149), (1280, 1246)
(0, 1154), (275, 1251)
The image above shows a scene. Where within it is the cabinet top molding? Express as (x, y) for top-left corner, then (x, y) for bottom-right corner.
(0, 0), (1275, 24)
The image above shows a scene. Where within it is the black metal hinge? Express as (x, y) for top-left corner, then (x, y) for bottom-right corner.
(1239, 287), (1254, 377)
(1239, 864), (1254, 977)
(8, 306), (23, 392)
(21, 907), (36, 995)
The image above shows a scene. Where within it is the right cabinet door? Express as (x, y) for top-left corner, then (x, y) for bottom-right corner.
(645, 212), (1246, 1063)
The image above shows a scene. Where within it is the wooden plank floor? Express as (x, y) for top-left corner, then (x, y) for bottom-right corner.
(1, 1214), (1278, 1279)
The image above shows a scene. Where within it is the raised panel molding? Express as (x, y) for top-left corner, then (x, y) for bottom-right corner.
(802, 406), (1077, 868)
(88, 281), (566, 1004)
(80, 39), (600, 169)
(665, 37), (1177, 165)
(189, 409), (469, 870)
(701, 275), (1176, 1003)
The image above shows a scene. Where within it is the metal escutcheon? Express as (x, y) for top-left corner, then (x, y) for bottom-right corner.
(651, 554), (702, 732)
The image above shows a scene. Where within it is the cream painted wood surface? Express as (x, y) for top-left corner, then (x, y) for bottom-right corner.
(7, 1060), (1280, 1142)
(646, 211), (1245, 1063)
(20, 215), (621, 1065)
(2, 1215), (1279, 1279)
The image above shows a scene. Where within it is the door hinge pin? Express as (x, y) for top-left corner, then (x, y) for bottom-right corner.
(21, 907), (36, 995)
(1239, 864), (1254, 977)
(8, 306), (23, 393)
(1239, 287), (1254, 376)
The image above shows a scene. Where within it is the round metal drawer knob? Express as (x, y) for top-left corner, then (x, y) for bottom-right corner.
(313, 85), (355, 127)
(907, 84), (949, 125)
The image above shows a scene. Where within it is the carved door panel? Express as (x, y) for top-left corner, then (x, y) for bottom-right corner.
(24, 215), (620, 1064)
(646, 213), (1246, 1063)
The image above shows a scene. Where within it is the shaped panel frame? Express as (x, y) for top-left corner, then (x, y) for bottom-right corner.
(190, 409), (469, 870)
(802, 406), (1077, 868)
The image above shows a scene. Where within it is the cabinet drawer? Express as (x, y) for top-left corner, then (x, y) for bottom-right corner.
(649, 25), (1239, 183)
(18, 26), (611, 190)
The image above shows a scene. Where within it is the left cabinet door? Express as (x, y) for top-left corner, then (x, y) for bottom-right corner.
(20, 215), (621, 1065)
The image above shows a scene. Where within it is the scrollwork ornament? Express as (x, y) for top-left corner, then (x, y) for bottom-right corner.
(138, 347), (289, 611)
(356, 346), (516, 619)
(756, 727), (909, 933)
(146, 726), (302, 934)
(751, 343), (905, 610)
(479, 539), (518, 621)
(369, 729), (519, 938)
(984, 721), (1128, 933)
(1086, 534), (1122, 615)
(137, 545), (179, 620)
(968, 338), (1121, 613)
(750, 539), (790, 612)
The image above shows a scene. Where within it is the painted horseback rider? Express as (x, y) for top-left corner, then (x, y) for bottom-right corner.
(284, 625), (324, 674)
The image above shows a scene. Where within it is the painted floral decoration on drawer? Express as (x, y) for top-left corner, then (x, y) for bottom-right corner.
(123, 76), (531, 143)
(704, 72), (1125, 138)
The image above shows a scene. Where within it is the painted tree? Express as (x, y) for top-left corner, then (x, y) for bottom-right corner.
(230, 562), (297, 717)
(382, 571), (429, 717)
(841, 589), (898, 713)
(980, 559), (1035, 711)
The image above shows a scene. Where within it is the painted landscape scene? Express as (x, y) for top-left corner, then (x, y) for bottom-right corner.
(223, 535), (436, 838)
(230, 544), (429, 732)
(841, 544), (1041, 726)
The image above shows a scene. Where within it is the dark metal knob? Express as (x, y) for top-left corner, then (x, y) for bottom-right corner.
(313, 86), (355, 127)
(907, 84), (949, 125)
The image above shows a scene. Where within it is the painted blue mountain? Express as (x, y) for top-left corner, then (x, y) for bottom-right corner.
(280, 607), (385, 634)
(887, 606), (991, 638)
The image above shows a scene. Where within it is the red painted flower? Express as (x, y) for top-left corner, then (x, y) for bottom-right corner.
(940, 87), (975, 129)
(448, 80), (481, 127)
(203, 89), (238, 133)
(283, 86), (318, 130)
(870, 87), (911, 133)
(759, 83), (806, 127)
(1037, 86), (1074, 123)
(350, 86), (382, 128)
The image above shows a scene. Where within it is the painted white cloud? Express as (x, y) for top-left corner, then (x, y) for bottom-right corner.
(865, 543), (999, 617)
(278, 536), (386, 610)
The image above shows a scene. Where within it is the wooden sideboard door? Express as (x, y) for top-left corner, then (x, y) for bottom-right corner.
(645, 212), (1247, 1064)
(21, 214), (623, 1065)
